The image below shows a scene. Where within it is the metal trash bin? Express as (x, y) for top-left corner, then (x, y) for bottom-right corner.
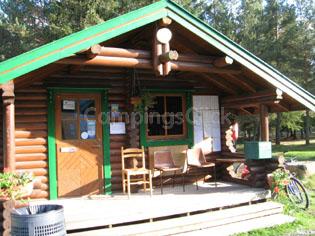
(11, 204), (66, 236)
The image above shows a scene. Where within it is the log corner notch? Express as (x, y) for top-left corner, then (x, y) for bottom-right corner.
(152, 17), (174, 76)
(1, 81), (15, 172)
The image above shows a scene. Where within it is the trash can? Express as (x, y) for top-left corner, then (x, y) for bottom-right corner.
(11, 204), (66, 236)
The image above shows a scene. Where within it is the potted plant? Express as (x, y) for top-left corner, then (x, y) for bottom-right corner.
(132, 93), (156, 112)
(0, 171), (33, 236)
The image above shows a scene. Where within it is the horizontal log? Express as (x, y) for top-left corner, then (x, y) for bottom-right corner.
(222, 91), (276, 103)
(111, 163), (122, 169)
(16, 161), (48, 169)
(16, 168), (48, 176)
(171, 61), (240, 74)
(35, 175), (48, 183)
(16, 88), (47, 93)
(15, 138), (47, 146)
(30, 189), (49, 199)
(159, 50), (179, 63)
(15, 95), (47, 101)
(15, 145), (47, 154)
(57, 56), (152, 69)
(213, 56), (233, 67)
(15, 123), (47, 131)
(16, 153), (47, 162)
(110, 135), (128, 142)
(15, 130), (48, 138)
(57, 55), (240, 74)
(16, 116), (47, 123)
(89, 46), (151, 59)
(15, 108), (47, 116)
(15, 101), (47, 108)
(33, 181), (49, 191)
(108, 95), (127, 101)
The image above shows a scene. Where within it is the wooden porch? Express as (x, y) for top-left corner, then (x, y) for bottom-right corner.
(30, 182), (272, 235)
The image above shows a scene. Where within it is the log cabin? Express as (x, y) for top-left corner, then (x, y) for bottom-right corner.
(0, 0), (314, 202)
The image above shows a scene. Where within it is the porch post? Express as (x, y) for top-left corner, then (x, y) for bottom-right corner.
(259, 104), (269, 142)
(2, 81), (15, 172)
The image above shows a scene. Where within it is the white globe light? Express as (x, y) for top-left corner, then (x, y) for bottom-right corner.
(156, 28), (172, 44)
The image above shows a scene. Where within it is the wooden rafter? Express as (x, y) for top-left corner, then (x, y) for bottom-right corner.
(15, 64), (67, 89)
(199, 73), (238, 95)
(222, 74), (256, 93)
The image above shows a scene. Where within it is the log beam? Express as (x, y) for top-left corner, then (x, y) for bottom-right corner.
(2, 81), (15, 172)
(57, 56), (152, 69)
(213, 56), (233, 67)
(159, 17), (172, 27)
(159, 50), (178, 63)
(171, 61), (240, 74)
(56, 56), (240, 74)
(78, 46), (236, 70)
(260, 104), (269, 141)
(222, 91), (276, 104)
(88, 45), (151, 59)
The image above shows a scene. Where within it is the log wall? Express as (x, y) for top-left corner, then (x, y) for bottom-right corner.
(15, 83), (49, 199)
(13, 66), (217, 197)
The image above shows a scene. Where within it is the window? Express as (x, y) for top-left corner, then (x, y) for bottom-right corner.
(61, 99), (97, 140)
(147, 94), (186, 139)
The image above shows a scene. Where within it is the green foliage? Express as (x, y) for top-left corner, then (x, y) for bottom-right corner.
(270, 168), (290, 195)
(0, 172), (33, 200)
(133, 93), (156, 112)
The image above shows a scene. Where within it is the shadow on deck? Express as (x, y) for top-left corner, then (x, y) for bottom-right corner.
(30, 182), (270, 233)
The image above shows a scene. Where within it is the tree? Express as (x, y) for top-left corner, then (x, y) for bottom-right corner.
(199, 0), (238, 40)
(236, 0), (264, 54)
(294, 0), (315, 144)
(0, 0), (49, 60)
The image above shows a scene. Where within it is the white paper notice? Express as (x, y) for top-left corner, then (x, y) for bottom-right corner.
(63, 100), (75, 110)
(110, 122), (126, 134)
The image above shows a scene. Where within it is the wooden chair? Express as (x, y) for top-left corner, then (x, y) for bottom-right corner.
(186, 147), (217, 190)
(154, 150), (185, 194)
(121, 146), (153, 198)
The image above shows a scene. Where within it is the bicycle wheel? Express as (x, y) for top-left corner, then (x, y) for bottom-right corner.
(286, 177), (310, 209)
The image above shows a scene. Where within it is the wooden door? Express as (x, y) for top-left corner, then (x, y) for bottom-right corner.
(55, 93), (103, 197)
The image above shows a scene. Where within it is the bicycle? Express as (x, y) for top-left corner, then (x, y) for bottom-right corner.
(272, 156), (310, 210)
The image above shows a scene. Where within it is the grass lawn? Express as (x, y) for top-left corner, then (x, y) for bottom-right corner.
(235, 139), (315, 235)
(237, 139), (315, 161)
(236, 176), (315, 236)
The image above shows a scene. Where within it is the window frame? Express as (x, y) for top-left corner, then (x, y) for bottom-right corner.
(146, 93), (187, 140)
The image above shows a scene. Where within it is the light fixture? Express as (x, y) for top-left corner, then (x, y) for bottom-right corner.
(276, 88), (283, 100)
(156, 28), (172, 44)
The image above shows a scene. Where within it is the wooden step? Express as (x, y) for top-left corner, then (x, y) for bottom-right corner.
(69, 202), (287, 236)
(177, 214), (295, 235)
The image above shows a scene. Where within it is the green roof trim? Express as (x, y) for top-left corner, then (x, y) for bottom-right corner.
(0, 0), (314, 111)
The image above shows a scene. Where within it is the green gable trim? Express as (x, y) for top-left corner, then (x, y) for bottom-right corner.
(47, 88), (111, 199)
(165, 2), (315, 111)
(0, 1), (168, 84)
(140, 90), (193, 148)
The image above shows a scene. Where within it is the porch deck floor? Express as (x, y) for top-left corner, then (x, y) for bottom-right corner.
(30, 182), (270, 231)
